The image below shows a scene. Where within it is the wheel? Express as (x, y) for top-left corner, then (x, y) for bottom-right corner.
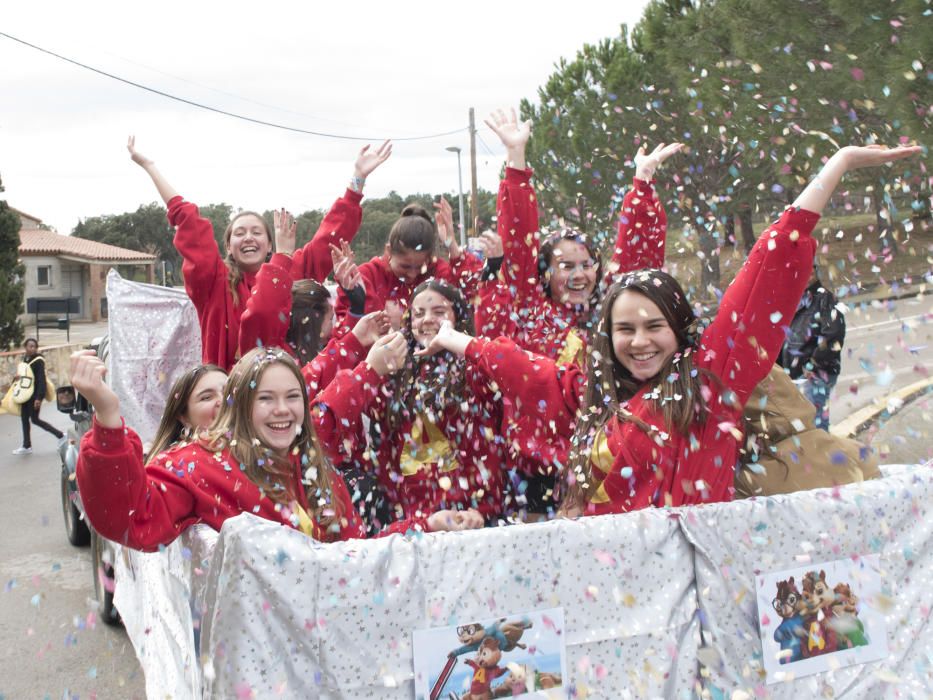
(61, 466), (90, 547)
(91, 530), (121, 627)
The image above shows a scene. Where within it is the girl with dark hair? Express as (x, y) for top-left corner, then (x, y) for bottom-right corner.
(12, 338), (64, 455)
(473, 108), (681, 517)
(332, 197), (483, 335)
(127, 136), (392, 370)
(73, 347), (477, 551)
(423, 143), (920, 516)
(314, 280), (526, 526)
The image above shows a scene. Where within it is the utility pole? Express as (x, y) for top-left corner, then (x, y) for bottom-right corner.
(469, 107), (478, 235)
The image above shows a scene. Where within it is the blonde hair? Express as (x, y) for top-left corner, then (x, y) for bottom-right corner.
(198, 347), (343, 528)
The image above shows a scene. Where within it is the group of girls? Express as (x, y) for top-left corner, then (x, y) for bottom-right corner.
(73, 119), (920, 552)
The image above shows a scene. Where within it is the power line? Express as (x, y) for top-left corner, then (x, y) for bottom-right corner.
(0, 31), (468, 142)
(476, 130), (498, 157)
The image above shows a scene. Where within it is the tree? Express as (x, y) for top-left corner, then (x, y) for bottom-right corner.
(0, 175), (26, 350)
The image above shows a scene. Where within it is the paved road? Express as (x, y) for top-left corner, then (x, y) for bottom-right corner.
(0, 408), (145, 698)
(830, 295), (932, 427)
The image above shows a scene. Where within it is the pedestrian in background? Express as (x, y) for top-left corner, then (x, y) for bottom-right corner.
(13, 338), (64, 455)
(780, 264), (846, 430)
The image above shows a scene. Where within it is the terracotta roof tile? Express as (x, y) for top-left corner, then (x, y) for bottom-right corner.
(18, 229), (157, 263)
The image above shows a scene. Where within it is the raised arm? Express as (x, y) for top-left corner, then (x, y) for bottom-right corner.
(485, 109), (540, 298)
(704, 143), (922, 404)
(292, 142), (392, 281)
(71, 351), (198, 551)
(605, 143), (683, 279)
(127, 136), (180, 205)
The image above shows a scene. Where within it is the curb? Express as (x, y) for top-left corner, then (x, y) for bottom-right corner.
(831, 376), (933, 439)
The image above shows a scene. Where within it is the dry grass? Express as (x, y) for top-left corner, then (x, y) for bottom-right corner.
(664, 214), (932, 304)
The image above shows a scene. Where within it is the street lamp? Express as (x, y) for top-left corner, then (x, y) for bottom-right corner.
(445, 146), (467, 247)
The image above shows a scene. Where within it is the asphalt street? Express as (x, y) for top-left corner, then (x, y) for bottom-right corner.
(0, 407), (145, 699)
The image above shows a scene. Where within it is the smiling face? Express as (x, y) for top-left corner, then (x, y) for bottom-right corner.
(610, 290), (679, 382)
(250, 363), (306, 457)
(182, 370), (227, 432)
(410, 289), (456, 347)
(547, 239), (598, 306)
(385, 245), (430, 284)
(226, 213), (271, 272)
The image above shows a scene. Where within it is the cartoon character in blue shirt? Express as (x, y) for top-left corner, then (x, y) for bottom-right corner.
(772, 576), (807, 664)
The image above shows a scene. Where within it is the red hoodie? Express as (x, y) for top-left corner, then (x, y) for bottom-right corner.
(76, 419), (428, 551)
(312, 355), (544, 523)
(465, 206), (819, 513)
(169, 188), (362, 371)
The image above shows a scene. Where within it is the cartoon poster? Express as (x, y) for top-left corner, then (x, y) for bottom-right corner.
(755, 555), (889, 684)
(413, 607), (568, 700)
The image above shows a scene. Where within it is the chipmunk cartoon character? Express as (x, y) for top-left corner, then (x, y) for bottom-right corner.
(460, 637), (508, 700)
(801, 570), (839, 656)
(772, 576), (807, 664)
(448, 618), (533, 658)
(830, 582), (869, 648)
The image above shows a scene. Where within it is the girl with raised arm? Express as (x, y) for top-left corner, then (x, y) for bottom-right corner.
(74, 347), (479, 551)
(127, 137), (391, 370)
(424, 143), (920, 516)
(331, 196), (483, 335)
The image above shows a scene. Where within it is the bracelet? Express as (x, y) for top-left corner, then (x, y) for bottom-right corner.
(349, 175), (366, 193)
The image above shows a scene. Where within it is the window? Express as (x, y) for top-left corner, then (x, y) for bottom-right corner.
(37, 265), (52, 287)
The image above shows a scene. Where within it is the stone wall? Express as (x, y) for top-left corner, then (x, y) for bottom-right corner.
(0, 343), (83, 394)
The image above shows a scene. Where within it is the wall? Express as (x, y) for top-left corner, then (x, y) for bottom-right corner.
(0, 343), (84, 394)
(20, 256), (90, 321)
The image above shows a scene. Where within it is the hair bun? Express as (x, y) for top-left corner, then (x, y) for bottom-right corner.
(400, 203), (432, 223)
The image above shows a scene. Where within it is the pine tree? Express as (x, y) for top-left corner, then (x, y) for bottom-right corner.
(0, 175), (26, 350)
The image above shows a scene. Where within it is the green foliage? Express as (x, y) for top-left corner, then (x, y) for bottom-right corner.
(522, 0), (929, 293)
(0, 176), (26, 350)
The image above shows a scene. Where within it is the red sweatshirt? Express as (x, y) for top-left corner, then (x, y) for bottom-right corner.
(466, 206), (819, 513)
(312, 358), (520, 522)
(333, 253), (483, 337)
(237, 252), (366, 395)
(475, 167), (667, 364)
(76, 419), (427, 551)
(169, 189), (362, 371)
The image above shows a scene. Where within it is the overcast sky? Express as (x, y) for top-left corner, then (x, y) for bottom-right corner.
(1, 1), (650, 234)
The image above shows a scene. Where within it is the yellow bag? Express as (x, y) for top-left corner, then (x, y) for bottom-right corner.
(11, 362), (34, 404)
(44, 376), (55, 403)
(0, 383), (21, 416)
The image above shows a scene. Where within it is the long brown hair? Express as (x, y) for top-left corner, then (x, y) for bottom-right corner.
(223, 211), (272, 306)
(145, 364), (225, 465)
(381, 279), (475, 436)
(287, 279), (332, 365)
(199, 347), (342, 526)
(563, 270), (708, 507)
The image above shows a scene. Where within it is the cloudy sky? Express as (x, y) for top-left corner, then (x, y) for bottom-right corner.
(1, 1), (650, 234)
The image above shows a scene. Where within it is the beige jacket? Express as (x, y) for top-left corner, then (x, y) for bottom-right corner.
(736, 366), (880, 498)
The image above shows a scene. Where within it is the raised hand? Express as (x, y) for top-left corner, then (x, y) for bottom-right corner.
(433, 196), (461, 258)
(354, 140), (393, 180)
(126, 135), (154, 168)
(472, 230), (503, 259)
(427, 507), (484, 532)
(273, 209), (297, 256)
(70, 350), (121, 429)
(633, 142), (684, 181)
(365, 331), (408, 376)
(837, 144), (923, 171)
(351, 310), (391, 348)
(484, 107), (531, 151)
(329, 241), (362, 290)
(384, 300), (404, 331)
